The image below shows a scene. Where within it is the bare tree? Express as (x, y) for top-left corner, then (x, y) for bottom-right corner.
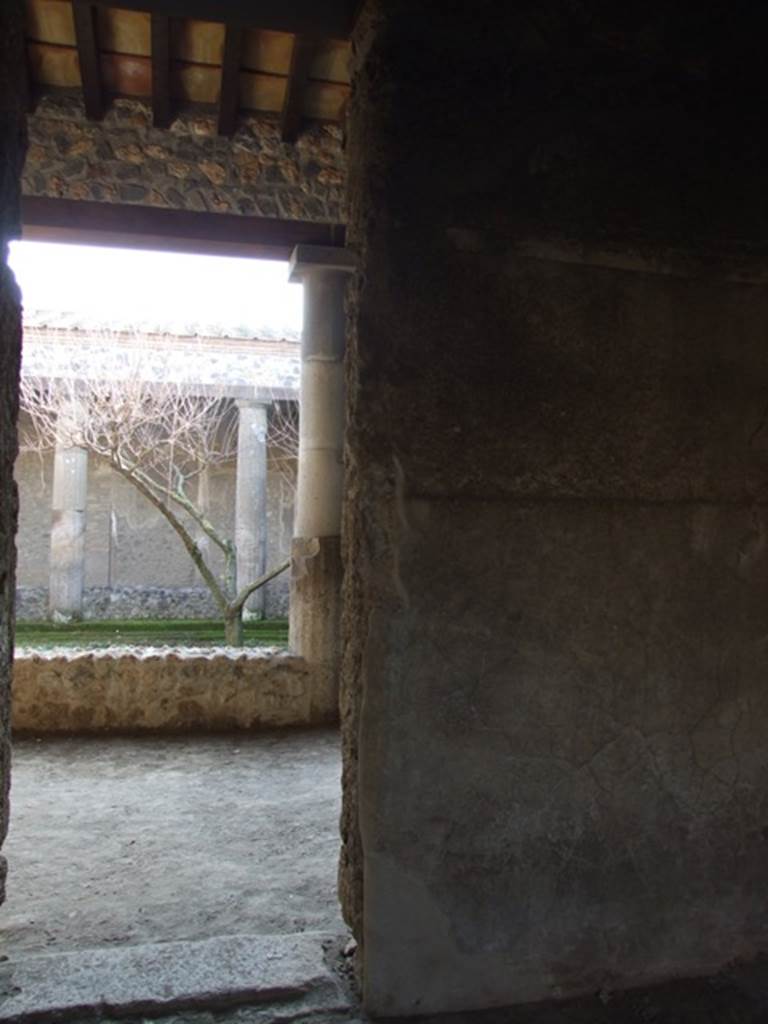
(20, 366), (298, 646)
(267, 399), (300, 491)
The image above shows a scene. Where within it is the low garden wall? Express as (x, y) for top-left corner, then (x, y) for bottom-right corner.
(12, 647), (329, 733)
(16, 585), (289, 621)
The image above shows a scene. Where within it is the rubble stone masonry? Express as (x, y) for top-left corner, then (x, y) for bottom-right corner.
(24, 93), (345, 222)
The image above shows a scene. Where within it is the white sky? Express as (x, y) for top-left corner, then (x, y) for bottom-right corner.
(8, 240), (303, 334)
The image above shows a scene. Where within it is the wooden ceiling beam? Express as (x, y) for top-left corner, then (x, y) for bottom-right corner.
(72, 1), (104, 120)
(217, 24), (243, 136)
(280, 35), (314, 143)
(150, 14), (172, 128)
(87, 0), (359, 39)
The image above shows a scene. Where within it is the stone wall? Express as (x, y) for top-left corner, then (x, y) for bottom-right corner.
(17, 586), (219, 621)
(12, 648), (322, 733)
(343, 0), (768, 1016)
(24, 93), (344, 222)
(0, 0), (26, 909)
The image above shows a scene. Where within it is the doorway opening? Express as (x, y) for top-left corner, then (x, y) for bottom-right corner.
(3, 238), (350, 1014)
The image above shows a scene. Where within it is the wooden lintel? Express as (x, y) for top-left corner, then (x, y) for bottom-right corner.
(150, 14), (172, 129)
(280, 35), (314, 143)
(87, 0), (359, 39)
(21, 197), (347, 261)
(72, 2), (104, 120)
(217, 24), (243, 136)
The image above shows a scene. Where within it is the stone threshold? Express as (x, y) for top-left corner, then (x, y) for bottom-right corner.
(0, 931), (351, 1023)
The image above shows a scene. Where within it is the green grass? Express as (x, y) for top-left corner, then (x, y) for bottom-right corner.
(15, 618), (289, 650)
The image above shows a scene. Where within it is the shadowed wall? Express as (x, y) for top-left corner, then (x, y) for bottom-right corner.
(0, 0), (27, 906)
(340, 1), (768, 1015)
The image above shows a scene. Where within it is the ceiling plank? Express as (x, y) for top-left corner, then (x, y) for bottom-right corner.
(21, 196), (347, 261)
(280, 35), (313, 142)
(72, 2), (104, 120)
(150, 13), (172, 128)
(88, 0), (359, 40)
(217, 24), (243, 136)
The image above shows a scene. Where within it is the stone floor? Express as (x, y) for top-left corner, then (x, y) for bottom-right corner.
(2, 730), (345, 957)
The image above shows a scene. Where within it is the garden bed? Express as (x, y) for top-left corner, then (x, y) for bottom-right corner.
(15, 617), (289, 650)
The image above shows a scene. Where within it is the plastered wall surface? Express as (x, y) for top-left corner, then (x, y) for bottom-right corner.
(0, 279), (20, 910)
(12, 648), (319, 733)
(342, 1), (768, 1015)
(0, 0), (26, 908)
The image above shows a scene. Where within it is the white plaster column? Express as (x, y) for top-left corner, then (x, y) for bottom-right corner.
(194, 465), (211, 582)
(49, 404), (88, 621)
(235, 399), (268, 618)
(288, 244), (355, 719)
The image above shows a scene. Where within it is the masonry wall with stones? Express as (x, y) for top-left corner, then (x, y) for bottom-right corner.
(0, 0), (26, 910)
(342, 0), (768, 1016)
(12, 648), (319, 733)
(15, 440), (295, 619)
(24, 93), (344, 222)
(21, 326), (302, 396)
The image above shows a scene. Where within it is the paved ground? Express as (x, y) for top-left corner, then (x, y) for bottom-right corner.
(1, 730), (346, 957)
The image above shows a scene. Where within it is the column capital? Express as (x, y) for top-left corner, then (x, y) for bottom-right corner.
(289, 244), (356, 283)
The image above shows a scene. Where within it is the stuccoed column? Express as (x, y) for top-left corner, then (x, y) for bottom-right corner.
(194, 465), (211, 576)
(235, 399), (268, 618)
(49, 402), (88, 621)
(288, 244), (354, 720)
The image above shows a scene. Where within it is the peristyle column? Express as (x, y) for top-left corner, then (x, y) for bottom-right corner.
(288, 244), (354, 719)
(49, 402), (88, 621)
(235, 399), (268, 618)
(194, 465), (211, 580)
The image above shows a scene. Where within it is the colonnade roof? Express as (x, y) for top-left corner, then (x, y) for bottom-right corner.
(23, 308), (300, 343)
(22, 320), (301, 399)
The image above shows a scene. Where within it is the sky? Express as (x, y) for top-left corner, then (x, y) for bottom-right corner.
(8, 240), (304, 335)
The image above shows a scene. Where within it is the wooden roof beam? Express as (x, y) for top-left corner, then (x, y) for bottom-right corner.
(281, 35), (314, 143)
(73, 2), (104, 120)
(87, 0), (360, 39)
(150, 13), (172, 128)
(217, 24), (243, 136)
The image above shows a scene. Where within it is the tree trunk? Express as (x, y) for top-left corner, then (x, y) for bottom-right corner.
(224, 607), (244, 646)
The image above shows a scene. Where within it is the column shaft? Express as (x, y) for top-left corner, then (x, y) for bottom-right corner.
(294, 280), (346, 539)
(194, 465), (211, 581)
(288, 245), (354, 719)
(49, 441), (88, 620)
(235, 401), (268, 617)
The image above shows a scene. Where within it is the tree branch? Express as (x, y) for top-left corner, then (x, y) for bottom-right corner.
(229, 559), (290, 615)
(111, 461), (229, 614)
(129, 462), (230, 556)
